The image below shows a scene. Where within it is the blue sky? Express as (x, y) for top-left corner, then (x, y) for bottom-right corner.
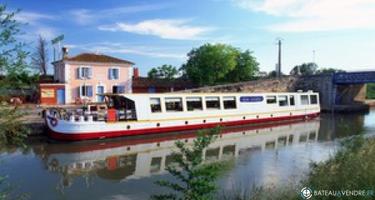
(5, 0), (375, 75)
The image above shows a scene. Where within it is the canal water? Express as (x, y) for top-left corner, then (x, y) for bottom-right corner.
(1, 110), (375, 200)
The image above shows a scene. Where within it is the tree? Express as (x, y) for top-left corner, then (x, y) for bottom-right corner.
(0, 4), (29, 147)
(31, 35), (48, 76)
(316, 67), (345, 74)
(183, 43), (239, 86)
(148, 64), (179, 80)
(182, 43), (259, 86)
(0, 4), (30, 90)
(227, 50), (259, 82)
(290, 62), (318, 76)
(152, 127), (225, 200)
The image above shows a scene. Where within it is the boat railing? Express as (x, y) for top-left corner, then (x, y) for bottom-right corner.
(47, 106), (137, 123)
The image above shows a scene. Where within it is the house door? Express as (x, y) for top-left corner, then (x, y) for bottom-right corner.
(97, 86), (105, 102)
(56, 89), (65, 104)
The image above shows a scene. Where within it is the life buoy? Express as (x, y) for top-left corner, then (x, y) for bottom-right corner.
(48, 116), (58, 127)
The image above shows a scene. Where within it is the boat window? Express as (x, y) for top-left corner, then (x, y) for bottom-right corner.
(205, 97), (220, 110)
(310, 95), (318, 104)
(278, 95), (288, 106)
(301, 95), (309, 105)
(223, 96), (237, 109)
(150, 98), (162, 113)
(165, 97), (183, 112)
(266, 96), (277, 104)
(289, 95), (295, 106)
(186, 97), (203, 111)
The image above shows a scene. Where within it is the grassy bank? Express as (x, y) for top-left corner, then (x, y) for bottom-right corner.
(367, 83), (375, 99)
(220, 135), (375, 200)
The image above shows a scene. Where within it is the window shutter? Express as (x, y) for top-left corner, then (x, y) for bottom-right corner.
(88, 68), (92, 79)
(115, 69), (119, 79)
(77, 68), (81, 79)
(108, 69), (112, 80)
(87, 86), (93, 97)
(118, 86), (125, 93)
(79, 86), (82, 97)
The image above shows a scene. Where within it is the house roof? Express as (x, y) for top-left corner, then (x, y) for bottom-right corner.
(63, 53), (134, 65)
(132, 77), (195, 88)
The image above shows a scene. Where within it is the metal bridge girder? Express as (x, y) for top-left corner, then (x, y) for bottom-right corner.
(333, 71), (375, 84)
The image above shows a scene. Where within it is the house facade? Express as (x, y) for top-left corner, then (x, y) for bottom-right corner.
(40, 50), (134, 105)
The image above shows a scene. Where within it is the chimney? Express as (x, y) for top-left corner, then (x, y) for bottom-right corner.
(133, 67), (139, 78)
(62, 47), (69, 59)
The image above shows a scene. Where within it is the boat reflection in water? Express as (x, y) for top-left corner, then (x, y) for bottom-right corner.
(35, 119), (319, 189)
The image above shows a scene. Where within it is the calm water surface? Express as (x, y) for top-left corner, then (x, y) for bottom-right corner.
(1, 109), (375, 200)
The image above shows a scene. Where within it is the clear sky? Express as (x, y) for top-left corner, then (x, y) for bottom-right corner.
(4, 0), (375, 75)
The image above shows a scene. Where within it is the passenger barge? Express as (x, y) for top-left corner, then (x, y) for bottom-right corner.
(45, 91), (320, 141)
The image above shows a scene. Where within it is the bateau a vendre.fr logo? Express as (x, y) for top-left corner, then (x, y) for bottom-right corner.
(300, 187), (374, 199)
(300, 187), (313, 199)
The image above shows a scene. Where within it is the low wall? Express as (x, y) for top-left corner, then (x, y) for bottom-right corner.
(183, 76), (298, 93)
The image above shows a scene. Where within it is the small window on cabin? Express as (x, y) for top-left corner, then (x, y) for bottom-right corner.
(186, 97), (203, 111)
(205, 97), (220, 110)
(150, 98), (162, 113)
(223, 96), (237, 109)
(310, 95), (318, 104)
(301, 95), (309, 105)
(289, 95), (295, 106)
(266, 96), (277, 104)
(278, 95), (288, 106)
(165, 97), (183, 112)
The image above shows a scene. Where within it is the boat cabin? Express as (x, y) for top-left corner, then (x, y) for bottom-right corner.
(100, 91), (320, 122)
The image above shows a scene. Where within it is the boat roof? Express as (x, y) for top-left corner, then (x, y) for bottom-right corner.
(100, 91), (318, 97)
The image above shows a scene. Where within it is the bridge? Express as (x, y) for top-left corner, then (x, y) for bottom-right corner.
(182, 71), (375, 112)
(296, 71), (375, 112)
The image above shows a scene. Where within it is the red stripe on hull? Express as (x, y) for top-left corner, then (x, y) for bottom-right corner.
(48, 112), (320, 141)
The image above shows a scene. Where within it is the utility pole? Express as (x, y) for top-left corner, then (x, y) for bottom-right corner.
(276, 38), (282, 78)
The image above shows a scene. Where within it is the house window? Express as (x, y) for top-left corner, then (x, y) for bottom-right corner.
(165, 97), (183, 112)
(77, 67), (92, 79)
(266, 96), (277, 104)
(205, 97), (220, 110)
(278, 95), (288, 106)
(289, 95), (295, 106)
(223, 96), (236, 109)
(301, 95), (309, 105)
(80, 85), (93, 97)
(108, 68), (119, 80)
(187, 97), (203, 111)
(112, 85), (125, 94)
(150, 98), (162, 113)
(310, 95), (318, 104)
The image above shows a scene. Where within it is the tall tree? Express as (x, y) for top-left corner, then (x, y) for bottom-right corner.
(147, 64), (178, 80)
(0, 4), (30, 147)
(290, 62), (318, 76)
(182, 43), (259, 86)
(32, 35), (48, 76)
(182, 43), (238, 86)
(227, 50), (259, 82)
(0, 4), (30, 90)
